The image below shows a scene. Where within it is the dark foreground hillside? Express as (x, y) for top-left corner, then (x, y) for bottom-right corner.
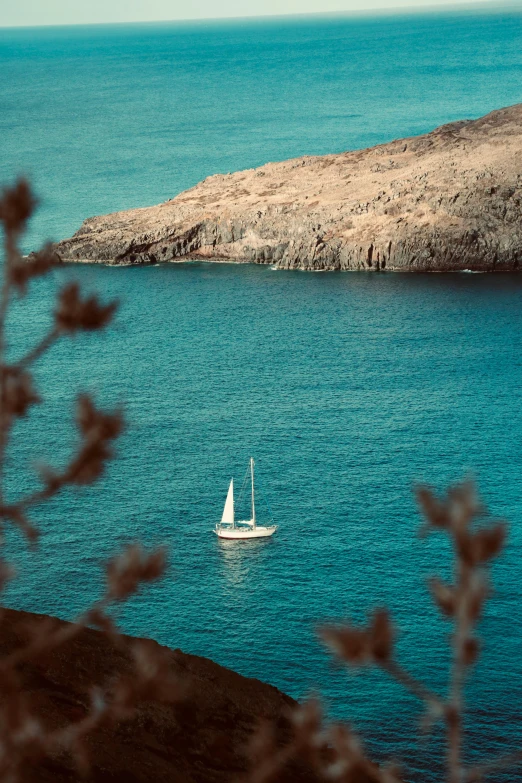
(0, 608), (317, 782)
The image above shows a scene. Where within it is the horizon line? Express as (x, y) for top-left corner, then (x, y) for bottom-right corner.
(0, 0), (520, 31)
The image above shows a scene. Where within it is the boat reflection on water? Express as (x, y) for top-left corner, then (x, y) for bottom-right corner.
(217, 537), (272, 589)
(215, 458), (278, 589)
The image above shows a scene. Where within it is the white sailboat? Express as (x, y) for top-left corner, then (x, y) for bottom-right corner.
(214, 458), (277, 540)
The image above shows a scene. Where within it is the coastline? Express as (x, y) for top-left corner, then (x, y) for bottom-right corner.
(54, 257), (510, 274)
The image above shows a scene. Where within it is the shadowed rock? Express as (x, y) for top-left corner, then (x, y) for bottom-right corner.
(55, 104), (522, 272)
(1, 608), (318, 782)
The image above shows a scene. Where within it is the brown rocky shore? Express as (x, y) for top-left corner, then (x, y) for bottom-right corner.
(2, 608), (317, 783)
(55, 104), (522, 272)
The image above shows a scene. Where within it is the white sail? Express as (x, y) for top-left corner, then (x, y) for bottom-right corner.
(221, 479), (234, 525)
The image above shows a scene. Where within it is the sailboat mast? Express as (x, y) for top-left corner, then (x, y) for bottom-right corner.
(251, 458), (256, 529)
(232, 478), (235, 529)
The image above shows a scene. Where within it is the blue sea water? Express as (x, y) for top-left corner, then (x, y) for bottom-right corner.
(1, 9), (522, 781)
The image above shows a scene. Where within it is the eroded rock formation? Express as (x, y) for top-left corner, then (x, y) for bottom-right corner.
(55, 104), (522, 272)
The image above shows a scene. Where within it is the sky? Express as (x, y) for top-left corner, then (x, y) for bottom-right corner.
(0, 0), (515, 28)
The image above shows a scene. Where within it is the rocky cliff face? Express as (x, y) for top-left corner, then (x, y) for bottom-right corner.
(55, 104), (522, 272)
(1, 608), (316, 783)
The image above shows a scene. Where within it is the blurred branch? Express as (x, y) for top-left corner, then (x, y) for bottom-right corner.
(0, 179), (178, 781)
(463, 749), (522, 782)
(16, 325), (60, 369)
(253, 481), (513, 783)
(382, 659), (444, 714)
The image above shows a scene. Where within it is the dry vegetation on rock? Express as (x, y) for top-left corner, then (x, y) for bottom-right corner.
(55, 104), (522, 272)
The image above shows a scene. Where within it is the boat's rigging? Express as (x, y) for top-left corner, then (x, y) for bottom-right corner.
(235, 461), (273, 526)
(255, 463), (276, 525)
(261, 491), (275, 526)
(236, 464), (250, 512)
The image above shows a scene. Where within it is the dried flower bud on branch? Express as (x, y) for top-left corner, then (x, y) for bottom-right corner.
(456, 523), (506, 567)
(10, 245), (60, 295)
(106, 544), (167, 601)
(0, 180), (36, 236)
(1, 367), (40, 419)
(429, 578), (458, 618)
(67, 393), (123, 484)
(38, 394), (124, 492)
(55, 282), (118, 334)
(320, 609), (394, 666)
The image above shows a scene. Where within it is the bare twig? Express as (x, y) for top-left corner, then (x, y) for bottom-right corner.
(16, 325), (60, 369)
(463, 749), (522, 782)
(382, 659), (445, 715)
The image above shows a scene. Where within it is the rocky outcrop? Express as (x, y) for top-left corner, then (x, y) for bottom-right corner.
(55, 104), (522, 272)
(1, 608), (317, 782)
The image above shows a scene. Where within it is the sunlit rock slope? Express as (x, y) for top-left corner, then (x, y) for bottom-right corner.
(55, 104), (522, 272)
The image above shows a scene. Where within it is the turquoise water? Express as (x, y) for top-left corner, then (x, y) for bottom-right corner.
(2, 11), (522, 781)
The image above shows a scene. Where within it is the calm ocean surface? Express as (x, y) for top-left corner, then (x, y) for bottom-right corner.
(1, 10), (522, 780)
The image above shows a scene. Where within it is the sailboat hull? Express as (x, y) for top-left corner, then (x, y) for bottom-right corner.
(215, 525), (277, 540)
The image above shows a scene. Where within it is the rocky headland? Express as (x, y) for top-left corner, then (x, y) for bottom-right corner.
(55, 104), (522, 272)
(2, 608), (318, 783)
